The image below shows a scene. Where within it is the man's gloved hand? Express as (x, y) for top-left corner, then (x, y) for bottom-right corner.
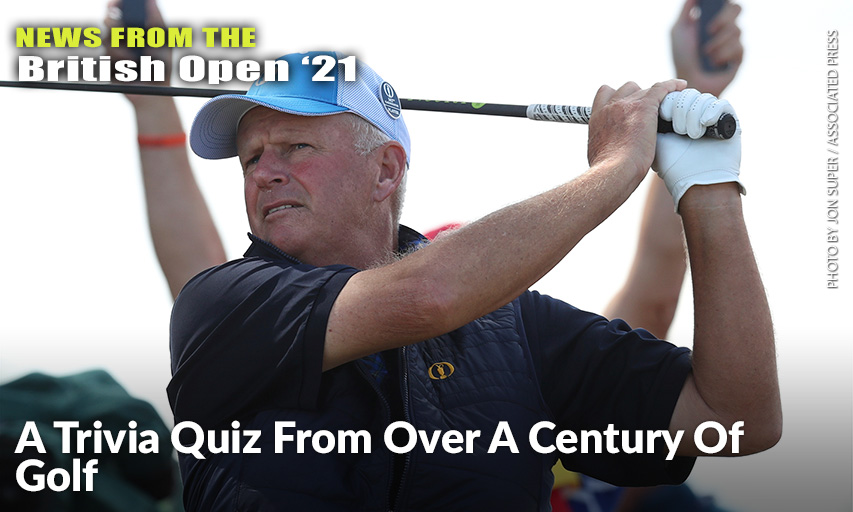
(653, 88), (745, 211)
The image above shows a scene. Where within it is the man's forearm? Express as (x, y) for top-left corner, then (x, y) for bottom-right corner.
(675, 182), (781, 453)
(604, 178), (687, 337)
(325, 160), (645, 370)
(134, 97), (226, 298)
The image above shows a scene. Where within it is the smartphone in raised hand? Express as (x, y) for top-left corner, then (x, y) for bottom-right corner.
(122, 0), (147, 28)
(698, 0), (728, 72)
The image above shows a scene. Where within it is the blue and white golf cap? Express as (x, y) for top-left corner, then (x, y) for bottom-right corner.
(190, 51), (411, 164)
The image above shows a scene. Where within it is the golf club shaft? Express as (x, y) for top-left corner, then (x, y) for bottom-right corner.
(0, 80), (736, 139)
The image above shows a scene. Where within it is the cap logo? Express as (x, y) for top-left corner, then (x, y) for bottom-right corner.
(380, 81), (402, 119)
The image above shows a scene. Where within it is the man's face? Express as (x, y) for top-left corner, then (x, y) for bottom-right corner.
(237, 108), (379, 265)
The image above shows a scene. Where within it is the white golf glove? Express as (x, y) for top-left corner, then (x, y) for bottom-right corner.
(652, 88), (745, 211)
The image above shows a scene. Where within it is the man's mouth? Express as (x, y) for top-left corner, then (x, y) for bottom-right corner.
(268, 204), (298, 215)
(264, 200), (305, 218)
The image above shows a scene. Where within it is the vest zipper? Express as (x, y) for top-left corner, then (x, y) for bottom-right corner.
(354, 358), (396, 512)
(389, 346), (412, 511)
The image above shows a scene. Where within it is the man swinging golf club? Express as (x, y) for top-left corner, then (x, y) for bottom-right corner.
(168, 50), (780, 511)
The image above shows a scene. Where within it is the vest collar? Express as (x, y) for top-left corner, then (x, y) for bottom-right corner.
(243, 225), (428, 265)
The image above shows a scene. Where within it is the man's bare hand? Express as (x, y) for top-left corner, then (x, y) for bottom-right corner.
(587, 79), (687, 182)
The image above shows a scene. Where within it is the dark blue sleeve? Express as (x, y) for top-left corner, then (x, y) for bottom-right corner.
(517, 290), (696, 486)
(167, 257), (358, 430)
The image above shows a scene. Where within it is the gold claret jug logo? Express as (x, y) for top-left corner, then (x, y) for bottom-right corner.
(428, 362), (455, 380)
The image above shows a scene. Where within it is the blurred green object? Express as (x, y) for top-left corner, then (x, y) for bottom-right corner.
(0, 369), (183, 512)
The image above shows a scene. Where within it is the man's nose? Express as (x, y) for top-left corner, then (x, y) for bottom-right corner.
(251, 152), (290, 188)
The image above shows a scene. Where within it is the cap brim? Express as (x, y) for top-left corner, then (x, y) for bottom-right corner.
(189, 95), (349, 160)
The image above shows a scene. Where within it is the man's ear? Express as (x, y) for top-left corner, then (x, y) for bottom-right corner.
(372, 141), (407, 203)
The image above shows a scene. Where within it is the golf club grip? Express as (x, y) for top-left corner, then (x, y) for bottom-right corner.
(526, 104), (737, 140)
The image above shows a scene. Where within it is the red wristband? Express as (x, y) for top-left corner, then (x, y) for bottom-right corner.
(137, 132), (187, 147)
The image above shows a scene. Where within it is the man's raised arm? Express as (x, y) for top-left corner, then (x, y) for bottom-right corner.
(324, 80), (688, 370)
(670, 181), (781, 455)
(650, 91), (783, 456)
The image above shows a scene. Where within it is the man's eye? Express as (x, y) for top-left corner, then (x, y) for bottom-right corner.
(242, 155), (260, 174)
(293, 143), (310, 150)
